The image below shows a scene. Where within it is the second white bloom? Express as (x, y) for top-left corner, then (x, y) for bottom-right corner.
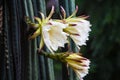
(63, 19), (91, 49)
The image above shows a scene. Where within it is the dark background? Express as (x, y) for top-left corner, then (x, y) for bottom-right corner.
(76, 0), (120, 80)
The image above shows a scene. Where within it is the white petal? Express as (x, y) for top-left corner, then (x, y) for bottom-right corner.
(42, 21), (68, 53)
(67, 20), (91, 48)
(42, 29), (54, 53)
(48, 23), (68, 50)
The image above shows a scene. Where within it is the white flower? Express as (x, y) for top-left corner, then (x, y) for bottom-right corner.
(57, 6), (91, 49)
(65, 20), (91, 49)
(28, 6), (68, 53)
(41, 51), (90, 80)
(41, 52), (90, 80)
(42, 20), (68, 53)
(65, 53), (90, 80)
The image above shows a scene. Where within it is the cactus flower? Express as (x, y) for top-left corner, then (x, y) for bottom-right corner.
(64, 20), (91, 49)
(56, 6), (91, 49)
(41, 51), (90, 80)
(42, 20), (68, 53)
(27, 6), (68, 53)
(65, 53), (90, 80)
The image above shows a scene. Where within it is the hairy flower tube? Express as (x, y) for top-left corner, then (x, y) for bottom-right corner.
(56, 6), (91, 49)
(26, 6), (68, 53)
(41, 51), (90, 80)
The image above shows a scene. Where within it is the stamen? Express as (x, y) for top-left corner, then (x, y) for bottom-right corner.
(46, 6), (54, 20)
(67, 6), (78, 19)
(60, 6), (66, 19)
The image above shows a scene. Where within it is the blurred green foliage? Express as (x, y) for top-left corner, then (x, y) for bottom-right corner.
(75, 0), (120, 80)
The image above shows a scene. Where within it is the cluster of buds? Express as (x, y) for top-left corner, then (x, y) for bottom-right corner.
(26, 6), (91, 80)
